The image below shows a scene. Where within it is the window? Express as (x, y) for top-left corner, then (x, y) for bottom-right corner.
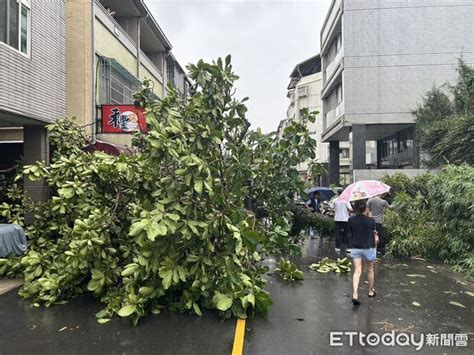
(0, 0), (30, 55)
(335, 84), (343, 104)
(166, 56), (175, 86)
(98, 57), (142, 105)
(335, 33), (342, 52)
(297, 86), (308, 98)
(339, 148), (349, 159)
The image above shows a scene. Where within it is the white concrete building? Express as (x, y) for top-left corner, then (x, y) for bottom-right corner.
(280, 55), (350, 185)
(320, 0), (474, 183)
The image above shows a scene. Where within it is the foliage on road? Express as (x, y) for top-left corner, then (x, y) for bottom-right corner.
(274, 258), (304, 281)
(309, 257), (351, 274)
(0, 56), (323, 325)
(289, 205), (335, 238)
(383, 165), (474, 277)
(414, 59), (474, 167)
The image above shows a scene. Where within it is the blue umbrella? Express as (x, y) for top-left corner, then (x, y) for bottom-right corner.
(306, 187), (336, 201)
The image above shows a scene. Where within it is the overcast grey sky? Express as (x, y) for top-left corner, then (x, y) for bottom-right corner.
(147, 0), (331, 133)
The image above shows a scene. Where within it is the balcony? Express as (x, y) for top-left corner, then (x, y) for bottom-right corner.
(335, 100), (344, 118)
(324, 101), (344, 130)
(323, 46), (343, 86)
(139, 49), (163, 83)
(321, 0), (342, 47)
(325, 109), (336, 129)
(94, 0), (165, 83)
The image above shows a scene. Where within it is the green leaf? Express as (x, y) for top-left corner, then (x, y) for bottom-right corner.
(193, 302), (203, 316)
(58, 187), (75, 199)
(118, 304), (137, 317)
(213, 292), (233, 311)
(138, 287), (154, 297)
(87, 279), (101, 292)
(146, 222), (167, 241)
(449, 301), (466, 308)
(465, 291), (474, 297)
(242, 230), (259, 247)
(121, 263), (138, 277)
(166, 213), (180, 221)
(160, 269), (173, 289)
(129, 220), (147, 237)
(97, 318), (111, 324)
(194, 179), (203, 194)
(241, 293), (255, 309)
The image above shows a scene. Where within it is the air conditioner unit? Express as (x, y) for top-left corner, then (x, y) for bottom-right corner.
(297, 86), (308, 98)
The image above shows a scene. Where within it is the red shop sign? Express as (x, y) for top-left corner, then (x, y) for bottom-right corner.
(101, 105), (147, 133)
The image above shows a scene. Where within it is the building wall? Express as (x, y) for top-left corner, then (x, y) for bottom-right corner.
(342, 0), (474, 125)
(96, 133), (133, 147)
(67, 2), (167, 142)
(95, 18), (137, 76)
(0, 0), (66, 123)
(353, 168), (434, 182)
(294, 72), (327, 164)
(139, 62), (164, 98)
(66, 0), (93, 133)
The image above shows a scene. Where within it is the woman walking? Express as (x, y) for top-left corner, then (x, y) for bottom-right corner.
(348, 199), (378, 305)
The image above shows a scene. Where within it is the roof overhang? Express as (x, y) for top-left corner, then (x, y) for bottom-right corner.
(0, 107), (49, 127)
(322, 117), (415, 142)
(103, 0), (172, 51)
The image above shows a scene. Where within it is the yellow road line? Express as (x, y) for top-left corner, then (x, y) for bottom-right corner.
(231, 318), (246, 355)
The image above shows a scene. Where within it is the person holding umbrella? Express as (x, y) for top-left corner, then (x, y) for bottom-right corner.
(337, 180), (391, 305)
(349, 199), (378, 305)
(306, 191), (321, 239)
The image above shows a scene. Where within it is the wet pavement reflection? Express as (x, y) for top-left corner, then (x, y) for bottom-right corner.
(245, 237), (474, 354)
(0, 237), (472, 354)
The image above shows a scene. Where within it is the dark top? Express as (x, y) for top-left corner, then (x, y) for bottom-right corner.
(307, 198), (320, 213)
(348, 215), (376, 249)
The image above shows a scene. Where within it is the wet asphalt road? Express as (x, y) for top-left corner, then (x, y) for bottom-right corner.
(245, 238), (474, 354)
(0, 237), (473, 354)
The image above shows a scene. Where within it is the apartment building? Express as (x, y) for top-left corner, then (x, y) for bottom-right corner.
(320, 0), (474, 183)
(280, 54), (350, 185)
(0, 0), (66, 202)
(68, 0), (190, 149)
(0, 0), (189, 203)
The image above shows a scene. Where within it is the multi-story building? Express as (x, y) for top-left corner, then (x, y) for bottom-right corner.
(68, 0), (190, 148)
(1, 0), (189, 203)
(280, 54), (350, 186)
(0, 0), (66, 202)
(320, 0), (474, 183)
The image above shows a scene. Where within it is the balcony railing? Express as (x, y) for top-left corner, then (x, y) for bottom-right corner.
(327, 101), (343, 124)
(324, 61), (335, 83)
(324, 46), (344, 85)
(325, 109), (336, 128)
(95, 0), (137, 47)
(95, 0), (166, 89)
(335, 100), (344, 118)
(321, 0), (342, 46)
(139, 49), (163, 82)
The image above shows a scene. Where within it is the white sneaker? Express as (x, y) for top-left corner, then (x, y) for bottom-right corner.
(345, 249), (352, 253)
(335, 248), (341, 253)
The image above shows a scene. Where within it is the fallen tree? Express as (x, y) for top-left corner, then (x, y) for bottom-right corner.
(0, 56), (321, 324)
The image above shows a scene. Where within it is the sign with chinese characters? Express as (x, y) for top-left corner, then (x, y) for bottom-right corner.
(101, 105), (147, 133)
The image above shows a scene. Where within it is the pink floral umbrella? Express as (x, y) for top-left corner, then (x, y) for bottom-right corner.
(338, 180), (391, 202)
